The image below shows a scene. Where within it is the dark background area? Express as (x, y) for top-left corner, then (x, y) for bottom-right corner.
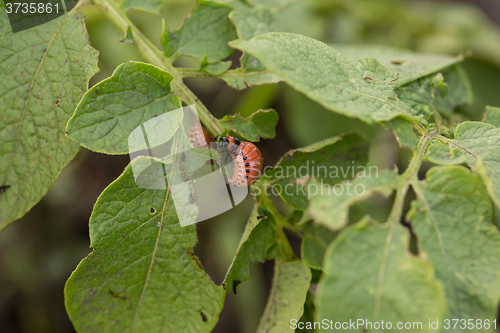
(1, 0), (500, 332)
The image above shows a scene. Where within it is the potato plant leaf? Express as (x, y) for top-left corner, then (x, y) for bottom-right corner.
(256, 259), (311, 333)
(308, 169), (400, 230)
(454, 120), (500, 208)
(0, 7), (98, 229)
(65, 156), (224, 332)
(483, 106), (500, 128)
(425, 141), (466, 165)
(121, 0), (162, 14)
(408, 166), (500, 325)
(333, 44), (464, 88)
(223, 205), (278, 294)
(315, 217), (446, 330)
(230, 33), (421, 124)
(66, 62), (182, 154)
(220, 109), (278, 141)
(300, 221), (337, 270)
(162, 1), (237, 62)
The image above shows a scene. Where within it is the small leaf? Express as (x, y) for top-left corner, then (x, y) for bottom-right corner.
(222, 71), (282, 90)
(483, 105), (500, 128)
(333, 44), (464, 88)
(395, 65), (472, 120)
(425, 141), (466, 165)
(0, 7), (98, 229)
(230, 33), (420, 124)
(383, 117), (418, 149)
(162, 1), (237, 62)
(256, 259), (311, 333)
(316, 217), (446, 329)
(308, 169), (400, 230)
(221, 109), (278, 141)
(408, 166), (500, 324)
(454, 120), (500, 208)
(300, 221), (337, 270)
(66, 62), (182, 154)
(65, 157), (224, 332)
(203, 60), (232, 76)
(224, 205), (278, 294)
(120, 26), (135, 44)
(121, 0), (162, 14)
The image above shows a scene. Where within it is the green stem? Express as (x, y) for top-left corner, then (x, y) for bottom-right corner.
(91, 0), (222, 136)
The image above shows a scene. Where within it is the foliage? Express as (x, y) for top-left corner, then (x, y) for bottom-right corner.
(2, 0), (500, 332)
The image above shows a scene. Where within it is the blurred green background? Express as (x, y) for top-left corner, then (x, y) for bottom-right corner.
(1, 0), (500, 332)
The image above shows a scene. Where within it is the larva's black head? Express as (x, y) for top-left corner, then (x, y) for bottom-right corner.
(217, 136), (229, 149)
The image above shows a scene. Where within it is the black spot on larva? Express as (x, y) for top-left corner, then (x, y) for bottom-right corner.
(244, 175), (248, 179)
(200, 311), (207, 322)
(149, 207), (156, 214)
(243, 156), (247, 161)
(246, 169), (250, 173)
(245, 162), (250, 167)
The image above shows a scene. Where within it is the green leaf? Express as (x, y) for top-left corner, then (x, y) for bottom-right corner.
(265, 134), (369, 211)
(300, 221), (337, 270)
(0, 7), (98, 229)
(316, 217), (446, 330)
(222, 71), (282, 90)
(221, 109), (278, 141)
(483, 105), (500, 128)
(162, 1), (237, 62)
(454, 121), (500, 208)
(203, 60), (232, 76)
(432, 65), (472, 117)
(308, 169), (400, 230)
(425, 141), (466, 165)
(224, 205), (278, 294)
(408, 166), (500, 326)
(66, 62), (182, 154)
(256, 259), (311, 333)
(333, 44), (464, 88)
(230, 33), (420, 124)
(65, 156), (224, 332)
(121, 0), (162, 14)
(394, 65), (472, 120)
(382, 117), (418, 149)
(120, 26), (135, 44)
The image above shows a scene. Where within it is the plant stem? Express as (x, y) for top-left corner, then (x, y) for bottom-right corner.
(91, 0), (223, 136)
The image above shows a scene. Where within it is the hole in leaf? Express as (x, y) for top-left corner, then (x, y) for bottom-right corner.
(149, 207), (156, 214)
(200, 311), (207, 322)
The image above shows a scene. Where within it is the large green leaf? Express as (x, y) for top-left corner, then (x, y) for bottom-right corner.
(316, 218), (446, 331)
(264, 134), (369, 210)
(229, 33), (420, 124)
(408, 166), (500, 329)
(256, 259), (311, 333)
(333, 44), (464, 88)
(223, 205), (278, 294)
(66, 62), (182, 154)
(454, 120), (500, 208)
(0, 6), (98, 229)
(220, 109), (278, 141)
(162, 1), (237, 62)
(308, 169), (400, 230)
(65, 156), (224, 332)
